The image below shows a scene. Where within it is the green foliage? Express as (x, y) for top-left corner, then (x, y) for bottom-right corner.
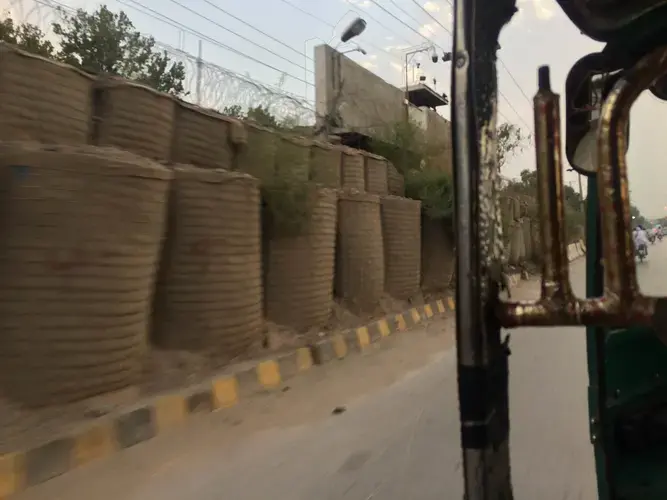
(0, 6), (186, 95)
(505, 168), (584, 212)
(370, 120), (454, 219)
(52, 5), (186, 95)
(222, 104), (301, 132)
(246, 105), (279, 128)
(222, 104), (243, 118)
(497, 122), (529, 170)
(262, 176), (313, 238)
(369, 119), (425, 175)
(503, 168), (586, 243)
(630, 203), (649, 228)
(404, 168), (454, 220)
(0, 16), (54, 57)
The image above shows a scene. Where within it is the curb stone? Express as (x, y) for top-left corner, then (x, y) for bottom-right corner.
(0, 239), (587, 496)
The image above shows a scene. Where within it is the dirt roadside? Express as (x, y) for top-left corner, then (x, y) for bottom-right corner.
(213, 275), (541, 438)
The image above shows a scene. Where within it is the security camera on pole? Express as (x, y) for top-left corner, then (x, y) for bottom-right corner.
(403, 44), (452, 123)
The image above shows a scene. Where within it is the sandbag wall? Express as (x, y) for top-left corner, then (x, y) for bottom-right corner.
(264, 188), (337, 330)
(0, 41), (444, 407)
(0, 144), (171, 406)
(0, 43), (268, 406)
(152, 167), (263, 357)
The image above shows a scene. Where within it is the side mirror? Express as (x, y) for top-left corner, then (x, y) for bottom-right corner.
(565, 52), (630, 175)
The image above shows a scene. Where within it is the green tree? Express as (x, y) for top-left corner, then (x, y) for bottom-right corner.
(630, 204), (649, 228)
(497, 122), (529, 170)
(0, 16), (54, 57)
(222, 104), (244, 118)
(508, 168), (582, 211)
(246, 105), (279, 128)
(52, 5), (186, 95)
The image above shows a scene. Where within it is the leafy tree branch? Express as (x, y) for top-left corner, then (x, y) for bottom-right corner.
(0, 5), (186, 95)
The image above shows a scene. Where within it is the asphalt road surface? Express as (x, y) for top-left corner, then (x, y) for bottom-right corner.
(15, 240), (667, 500)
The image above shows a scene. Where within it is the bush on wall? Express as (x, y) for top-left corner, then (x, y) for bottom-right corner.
(262, 176), (314, 238)
(404, 168), (454, 220)
(370, 119), (455, 225)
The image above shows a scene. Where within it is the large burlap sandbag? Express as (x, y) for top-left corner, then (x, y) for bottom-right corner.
(275, 135), (311, 182)
(336, 192), (384, 309)
(152, 167), (263, 357)
(386, 162), (405, 196)
(381, 196), (421, 299)
(172, 101), (246, 169)
(0, 143), (171, 406)
(265, 188), (337, 330)
(92, 77), (175, 162)
(341, 147), (365, 191)
(236, 122), (277, 182)
(0, 43), (93, 144)
(363, 152), (389, 195)
(309, 141), (341, 188)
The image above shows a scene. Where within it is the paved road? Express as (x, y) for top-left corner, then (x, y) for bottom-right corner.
(15, 240), (667, 500)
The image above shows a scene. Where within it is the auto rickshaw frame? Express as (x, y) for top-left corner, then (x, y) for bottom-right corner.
(451, 1), (667, 499)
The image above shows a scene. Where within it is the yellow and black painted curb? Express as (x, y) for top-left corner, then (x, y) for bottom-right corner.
(309, 297), (458, 364)
(0, 296), (457, 497)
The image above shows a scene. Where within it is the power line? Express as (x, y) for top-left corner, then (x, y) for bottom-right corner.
(118, 0), (315, 87)
(410, 0), (452, 34)
(165, 0), (314, 75)
(408, 0), (532, 128)
(367, 0), (446, 52)
(273, 0), (406, 61)
(200, 0), (312, 62)
(388, 0), (428, 30)
(498, 59), (532, 104)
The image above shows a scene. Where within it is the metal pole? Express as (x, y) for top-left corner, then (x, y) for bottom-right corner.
(404, 52), (409, 124)
(195, 40), (203, 106)
(452, 0), (516, 497)
(304, 40), (309, 99)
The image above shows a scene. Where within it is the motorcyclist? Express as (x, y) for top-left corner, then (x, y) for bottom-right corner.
(634, 225), (650, 256)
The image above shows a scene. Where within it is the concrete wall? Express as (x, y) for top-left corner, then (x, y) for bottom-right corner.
(315, 42), (452, 173)
(424, 108), (452, 174)
(315, 44), (403, 136)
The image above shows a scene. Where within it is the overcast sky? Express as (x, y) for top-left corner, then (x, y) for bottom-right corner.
(2, 0), (665, 217)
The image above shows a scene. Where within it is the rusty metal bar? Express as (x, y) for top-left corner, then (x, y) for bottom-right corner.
(498, 47), (667, 329)
(496, 66), (583, 327)
(535, 66), (574, 304)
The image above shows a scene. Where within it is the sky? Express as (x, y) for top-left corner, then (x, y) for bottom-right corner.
(2, 0), (666, 218)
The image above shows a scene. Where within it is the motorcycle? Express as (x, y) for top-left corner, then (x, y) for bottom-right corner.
(636, 243), (648, 262)
(648, 232), (656, 244)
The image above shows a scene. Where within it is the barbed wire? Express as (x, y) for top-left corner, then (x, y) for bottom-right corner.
(2, 0), (316, 125)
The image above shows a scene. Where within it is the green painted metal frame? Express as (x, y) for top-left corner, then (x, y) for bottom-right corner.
(586, 175), (667, 499)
